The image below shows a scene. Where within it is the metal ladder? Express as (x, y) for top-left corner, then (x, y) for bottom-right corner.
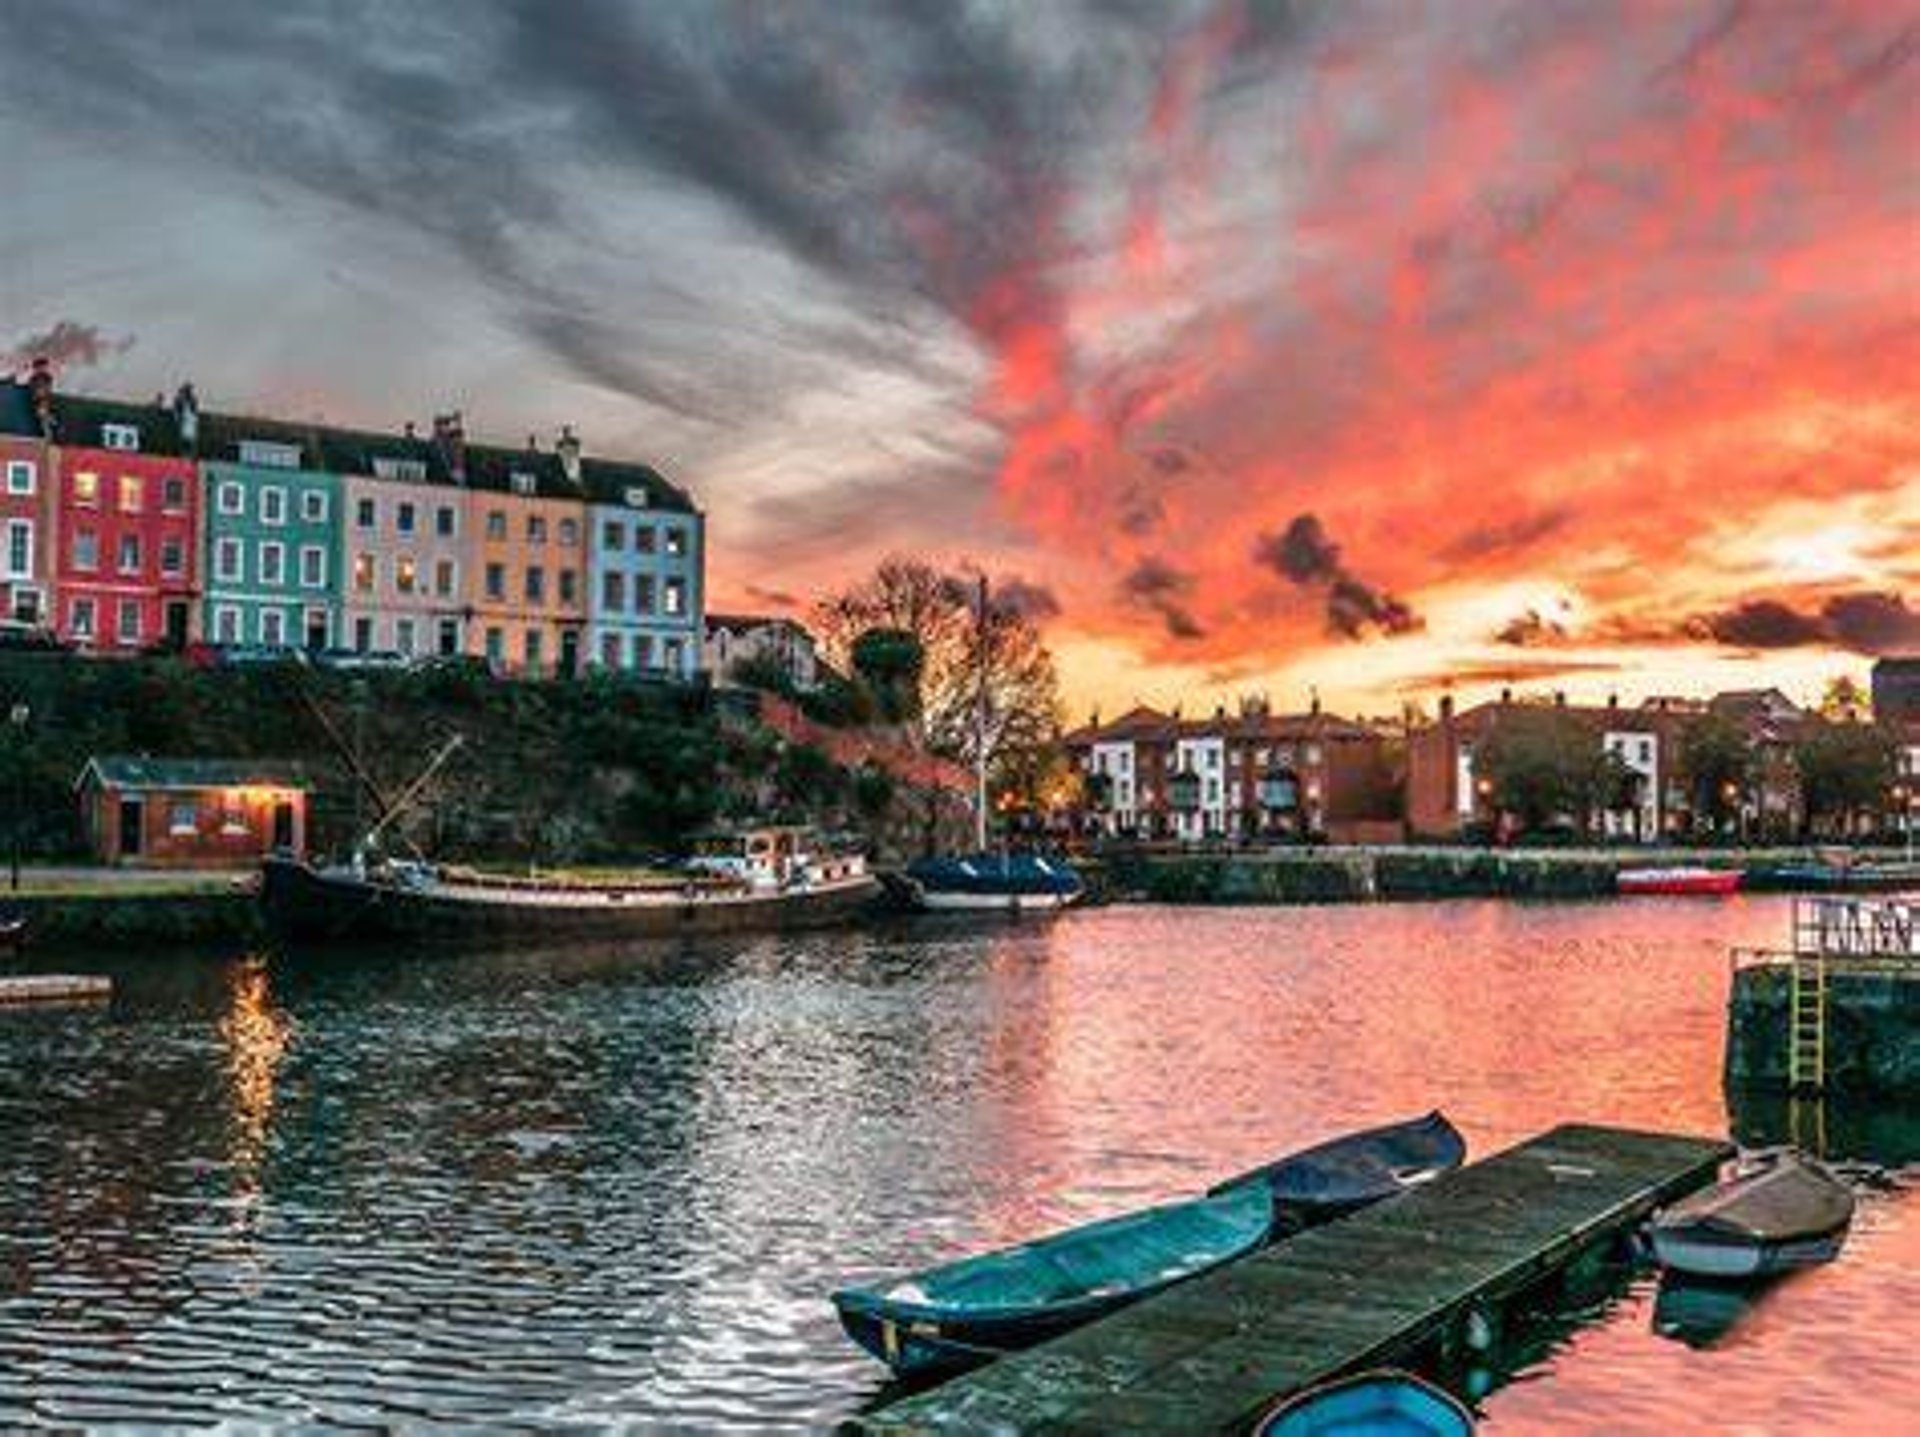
(1788, 952), (1827, 1091)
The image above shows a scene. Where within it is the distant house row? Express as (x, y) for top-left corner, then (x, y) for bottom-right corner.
(1064, 664), (1920, 844)
(0, 361), (706, 678)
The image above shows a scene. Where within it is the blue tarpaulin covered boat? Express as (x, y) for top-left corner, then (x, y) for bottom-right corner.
(833, 1112), (1465, 1377)
(902, 851), (1084, 913)
(1255, 1370), (1474, 1436)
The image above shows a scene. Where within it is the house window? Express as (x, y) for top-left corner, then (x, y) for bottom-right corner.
(484, 562), (505, 601)
(161, 538), (184, 576)
(525, 566), (545, 603)
(214, 606), (241, 644)
(72, 530), (98, 570)
(356, 497), (377, 529)
(396, 556), (418, 594)
(664, 637), (684, 671)
(527, 515), (547, 544)
(169, 800), (198, 835)
(117, 599), (141, 644)
(485, 626), (504, 662)
(663, 525), (686, 556)
(353, 553), (375, 593)
(663, 577), (685, 616)
(218, 481), (245, 515)
(396, 618), (417, 656)
(601, 520), (624, 550)
(510, 472), (536, 497)
(371, 456), (428, 482)
(239, 439), (300, 469)
(524, 629), (543, 668)
(622, 486), (649, 509)
(397, 501), (417, 534)
(3, 521), (30, 579)
(300, 545), (326, 588)
(600, 633), (621, 668)
(435, 558), (456, 596)
(215, 537), (243, 583)
(162, 477), (187, 511)
(73, 471), (99, 506)
(260, 542), (286, 586)
(70, 597), (95, 638)
(634, 525), (656, 554)
(260, 608), (286, 646)
(300, 490), (328, 522)
(435, 505), (456, 537)
(101, 423), (139, 451)
(119, 475), (143, 513)
(353, 616), (373, 651)
(634, 634), (654, 669)
(486, 510), (507, 540)
(558, 569), (577, 605)
(602, 571), (625, 612)
(634, 574), (655, 614)
(558, 517), (579, 547)
(436, 618), (459, 655)
(117, 534), (141, 574)
(6, 460), (35, 494)
(260, 487), (287, 525)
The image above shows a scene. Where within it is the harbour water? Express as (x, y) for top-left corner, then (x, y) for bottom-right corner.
(1, 897), (1914, 1431)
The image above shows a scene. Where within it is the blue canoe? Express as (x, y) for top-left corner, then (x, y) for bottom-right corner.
(1255, 1370), (1475, 1436)
(834, 1113), (1465, 1378)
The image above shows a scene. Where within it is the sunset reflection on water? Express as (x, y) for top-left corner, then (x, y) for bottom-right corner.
(0, 895), (1912, 1431)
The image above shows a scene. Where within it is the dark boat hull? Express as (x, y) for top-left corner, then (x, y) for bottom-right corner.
(835, 1289), (1135, 1379)
(260, 857), (881, 946)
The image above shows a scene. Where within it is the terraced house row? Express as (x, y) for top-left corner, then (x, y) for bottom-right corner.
(0, 362), (704, 677)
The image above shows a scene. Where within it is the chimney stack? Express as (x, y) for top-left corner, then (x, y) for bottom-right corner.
(556, 425), (582, 484)
(1500, 686), (1512, 704)
(26, 357), (54, 438)
(1439, 694), (1455, 721)
(432, 410), (467, 482)
(1309, 686), (1322, 716)
(1554, 690), (1567, 706)
(171, 382), (199, 451)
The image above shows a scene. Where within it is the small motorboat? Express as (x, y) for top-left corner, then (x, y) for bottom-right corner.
(1649, 1152), (1855, 1279)
(833, 1113), (1465, 1377)
(1211, 1110), (1467, 1232)
(1255, 1370), (1474, 1436)
(1616, 866), (1742, 896)
(900, 851), (1084, 913)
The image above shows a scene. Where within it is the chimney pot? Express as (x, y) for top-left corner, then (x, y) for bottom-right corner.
(1500, 686), (1512, 704)
(556, 424), (583, 483)
(1554, 690), (1567, 706)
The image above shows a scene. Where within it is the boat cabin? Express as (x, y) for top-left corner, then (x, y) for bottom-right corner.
(76, 756), (309, 868)
(686, 825), (864, 890)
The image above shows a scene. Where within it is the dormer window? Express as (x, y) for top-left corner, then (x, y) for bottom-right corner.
(371, 457), (428, 482)
(239, 440), (301, 469)
(510, 471), (537, 497)
(101, 423), (140, 452)
(623, 486), (649, 509)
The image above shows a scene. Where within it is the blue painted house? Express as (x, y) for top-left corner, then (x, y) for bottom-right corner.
(198, 416), (344, 649)
(580, 439), (704, 677)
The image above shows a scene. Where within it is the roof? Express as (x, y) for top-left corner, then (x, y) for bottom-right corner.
(0, 381), (37, 438)
(76, 756), (310, 792)
(1064, 705), (1376, 747)
(706, 612), (810, 635)
(579, 454), (697, 514)
(49, 392), (194, 456)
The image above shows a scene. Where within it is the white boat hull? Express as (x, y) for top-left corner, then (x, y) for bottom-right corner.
(913, 888), (1078, 914)
(1650, 1226), (1849, 1279)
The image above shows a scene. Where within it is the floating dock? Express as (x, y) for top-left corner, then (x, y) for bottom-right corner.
(0, 974), (113, 1005)
(860, 1123), (1729, 1435)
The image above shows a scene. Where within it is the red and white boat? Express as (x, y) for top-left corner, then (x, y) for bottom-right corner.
(1617, 866), (1743, 897)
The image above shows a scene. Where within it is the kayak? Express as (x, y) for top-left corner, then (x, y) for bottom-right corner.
(1255, 1370), (1474, 1436)
(834, 1112), (1466, 1377)
(1649, 1152), (1855, 1279)
(1617, 867), (1742, 896)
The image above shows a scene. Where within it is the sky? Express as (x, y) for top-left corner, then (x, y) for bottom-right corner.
(1, 0), (1914, 720)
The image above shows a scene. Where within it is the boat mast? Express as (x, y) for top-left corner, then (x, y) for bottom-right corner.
(975, 571), (989, 854)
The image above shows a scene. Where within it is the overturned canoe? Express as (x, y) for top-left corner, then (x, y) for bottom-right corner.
(834, 1112), (1465, 1378)
(1650, 1152), (1855, 1279)
(1255, 1370), (1474, 1436)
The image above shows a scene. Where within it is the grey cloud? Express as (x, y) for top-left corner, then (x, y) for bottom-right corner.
(4, 321), (134, 373)
(1119, 556), (1206, 641)
(1254, 514), (1421, 640)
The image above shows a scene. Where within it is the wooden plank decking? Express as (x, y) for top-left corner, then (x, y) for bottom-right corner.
(860, 1123), (1730, 1435)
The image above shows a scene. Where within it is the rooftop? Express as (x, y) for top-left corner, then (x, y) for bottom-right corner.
(77, 756), (311, 792)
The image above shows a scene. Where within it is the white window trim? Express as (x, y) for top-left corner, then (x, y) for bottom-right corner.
(260, 608), (287, 646)
(213, 604), (242, 644)
(117, 535), (142, 576)
(260, 486), (288, 526)
(356, 497), (378, 530)
(215, 537), (244, 584)
(260, 540), (286, 586)
(116, 599), (142, 643)
(218, 481), (245, 515)
(101, 423), (140, 452)
(4, 460), (34, 496)
(301, 490), (329, 522)
(299, 545), (327, 589)
(3, 519), (31, 580)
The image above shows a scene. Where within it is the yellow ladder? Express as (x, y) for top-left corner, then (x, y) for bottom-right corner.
(1788, 953), (1827, 1092)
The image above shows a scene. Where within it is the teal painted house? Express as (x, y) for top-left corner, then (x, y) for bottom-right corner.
(198, 417), (344, 649)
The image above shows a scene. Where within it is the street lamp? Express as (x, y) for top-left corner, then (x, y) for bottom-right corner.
(8, 702), (28, 893)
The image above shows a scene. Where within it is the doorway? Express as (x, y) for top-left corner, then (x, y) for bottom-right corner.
(271, 800), (296, 853)
(559, 629), (581, 679)
(117, 797), (144, 859)
(163, 600), (190, 651)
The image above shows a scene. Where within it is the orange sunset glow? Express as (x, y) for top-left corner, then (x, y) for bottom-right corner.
(2, 1), (1913, 715)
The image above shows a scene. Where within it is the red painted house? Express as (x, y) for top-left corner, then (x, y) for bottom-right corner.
(0, 375), (54, 627)
(47, 384), (202, 653)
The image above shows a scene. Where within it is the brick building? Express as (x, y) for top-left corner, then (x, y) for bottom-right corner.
(76, 756), (308, 868)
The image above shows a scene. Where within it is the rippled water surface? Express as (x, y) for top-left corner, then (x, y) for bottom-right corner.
(1, 897), (1915, 1432)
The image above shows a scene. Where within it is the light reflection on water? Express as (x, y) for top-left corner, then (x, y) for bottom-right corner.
(0, 896), (1913, 1431)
